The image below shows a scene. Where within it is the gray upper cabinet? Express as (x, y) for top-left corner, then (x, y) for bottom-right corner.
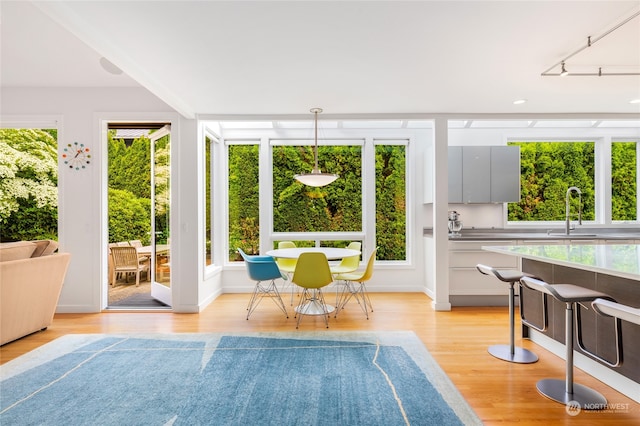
(448, 146), (463, 203)
(449, 146), (520, 203)
(490, 146), (520, 202)
(462, 146), (491, 203)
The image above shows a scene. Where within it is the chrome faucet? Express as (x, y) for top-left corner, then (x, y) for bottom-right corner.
(565, 186), (582, 235)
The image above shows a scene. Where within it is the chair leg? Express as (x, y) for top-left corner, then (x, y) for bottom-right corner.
(246, 283), (262, 320)
(334, 280), (356, 317)
(247, 280), (289, 320)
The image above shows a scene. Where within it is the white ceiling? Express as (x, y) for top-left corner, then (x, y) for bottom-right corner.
(2, 1), (640, 119)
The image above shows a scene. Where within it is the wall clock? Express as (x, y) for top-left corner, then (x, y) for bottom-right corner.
(62, 142), (91, 170)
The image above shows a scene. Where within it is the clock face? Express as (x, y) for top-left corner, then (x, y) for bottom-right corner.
(62, 142), (91, 170)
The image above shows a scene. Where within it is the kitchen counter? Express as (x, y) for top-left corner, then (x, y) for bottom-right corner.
(481, 243), (640, 402)
(423, 228), (640, 241)
(483, 244), (640, 281)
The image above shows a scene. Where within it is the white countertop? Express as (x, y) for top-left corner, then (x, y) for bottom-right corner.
(483, 244), (640, 281)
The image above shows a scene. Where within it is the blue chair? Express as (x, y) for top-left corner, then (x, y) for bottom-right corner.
(238, 248), (288, 320)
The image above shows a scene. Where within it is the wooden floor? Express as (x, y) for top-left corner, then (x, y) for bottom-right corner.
(1, 292), (638, 425)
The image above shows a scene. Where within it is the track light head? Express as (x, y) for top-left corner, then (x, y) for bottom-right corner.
(560, 62), (569, 77)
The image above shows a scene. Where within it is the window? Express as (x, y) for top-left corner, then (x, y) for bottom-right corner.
(375, 143), (406, 260)
(0, 128), (59, 241)
(612, 141), (637, 221)
(507, 141), (595, 222)
(228, 143), (259, 260)
(272, 144), (362, 233)
(204, 135), (214, 265)
(221, 122), (414, 265)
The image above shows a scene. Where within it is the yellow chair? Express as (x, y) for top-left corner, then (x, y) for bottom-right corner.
(330, 242), (362, 305)
(275, 241), (298, 305)
(291, 252), (334, 329)
(330, 242), (361, 275)
(334, 247), (377, 319)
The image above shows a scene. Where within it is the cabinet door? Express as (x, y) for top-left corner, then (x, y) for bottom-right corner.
(490, 146), (520, 202)
(462, 146), (491, 203)
(448, 146), (462, 203)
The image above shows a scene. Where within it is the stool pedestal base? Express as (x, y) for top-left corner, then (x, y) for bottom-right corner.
(537, 379), (607, 410)
(488, 344), (538, 364)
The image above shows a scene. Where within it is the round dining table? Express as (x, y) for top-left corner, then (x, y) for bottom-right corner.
(265, 247), (361, 315)
(265, 247), (360, 260)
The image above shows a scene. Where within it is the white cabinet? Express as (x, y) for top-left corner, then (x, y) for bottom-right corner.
(448, 240), (518, 295)
(448, 146), (520, 203)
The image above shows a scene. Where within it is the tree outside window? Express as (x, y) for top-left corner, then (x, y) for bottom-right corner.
(507, 141), (595, 221)
(612, 141), (637, 221)
(0, 129), (58, 241)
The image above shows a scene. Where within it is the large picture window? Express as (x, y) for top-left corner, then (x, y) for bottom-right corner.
(507, 141), (595, 222)
(220, 121), (414, 265)
(272, 144), (362, 233)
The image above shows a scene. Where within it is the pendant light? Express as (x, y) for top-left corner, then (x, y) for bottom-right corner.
(294, 107), (339, 187)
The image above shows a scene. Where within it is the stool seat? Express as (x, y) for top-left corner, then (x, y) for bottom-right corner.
(476, 264), (538, 364)
(521, 276), (614, 410)
(545, 284), (611, 303)
(592, 298), (640, 326)
(490, 268), (532, 283)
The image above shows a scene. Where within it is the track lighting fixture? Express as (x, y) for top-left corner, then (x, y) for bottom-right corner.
(559, 62), (569, 77)
(541, 10), (640, 77)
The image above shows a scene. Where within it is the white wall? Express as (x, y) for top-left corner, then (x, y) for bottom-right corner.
(0, 87), (211, 312)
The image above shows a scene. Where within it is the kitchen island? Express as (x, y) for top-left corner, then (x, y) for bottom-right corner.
(483, 244), (640, 403)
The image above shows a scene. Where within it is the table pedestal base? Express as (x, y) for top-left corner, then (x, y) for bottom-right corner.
(295, 300), (335, 315)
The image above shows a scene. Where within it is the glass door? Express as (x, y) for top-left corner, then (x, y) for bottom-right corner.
(107, 123), (171, 308)
(149, 126), (172, 306)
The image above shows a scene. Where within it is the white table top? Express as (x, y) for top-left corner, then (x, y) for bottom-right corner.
(483, 244), (640, 281)
(266, 247), (360, 260)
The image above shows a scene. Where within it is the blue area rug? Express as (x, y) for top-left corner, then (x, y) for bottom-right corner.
(1, 332), (481, 425)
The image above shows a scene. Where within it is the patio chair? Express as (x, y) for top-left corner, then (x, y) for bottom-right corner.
(111, 246), (149, 287)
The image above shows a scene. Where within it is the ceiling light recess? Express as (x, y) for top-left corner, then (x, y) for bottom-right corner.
(294, 108), (339, 187)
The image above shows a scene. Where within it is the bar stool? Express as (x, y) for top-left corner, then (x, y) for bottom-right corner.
(591, 298), (640, 367)
(476, 264), (538, 363)
(521, 276), (615, 409)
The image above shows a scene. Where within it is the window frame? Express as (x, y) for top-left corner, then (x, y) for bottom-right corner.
(221, 126), (414, 265)
(505, 137), (639, 227)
